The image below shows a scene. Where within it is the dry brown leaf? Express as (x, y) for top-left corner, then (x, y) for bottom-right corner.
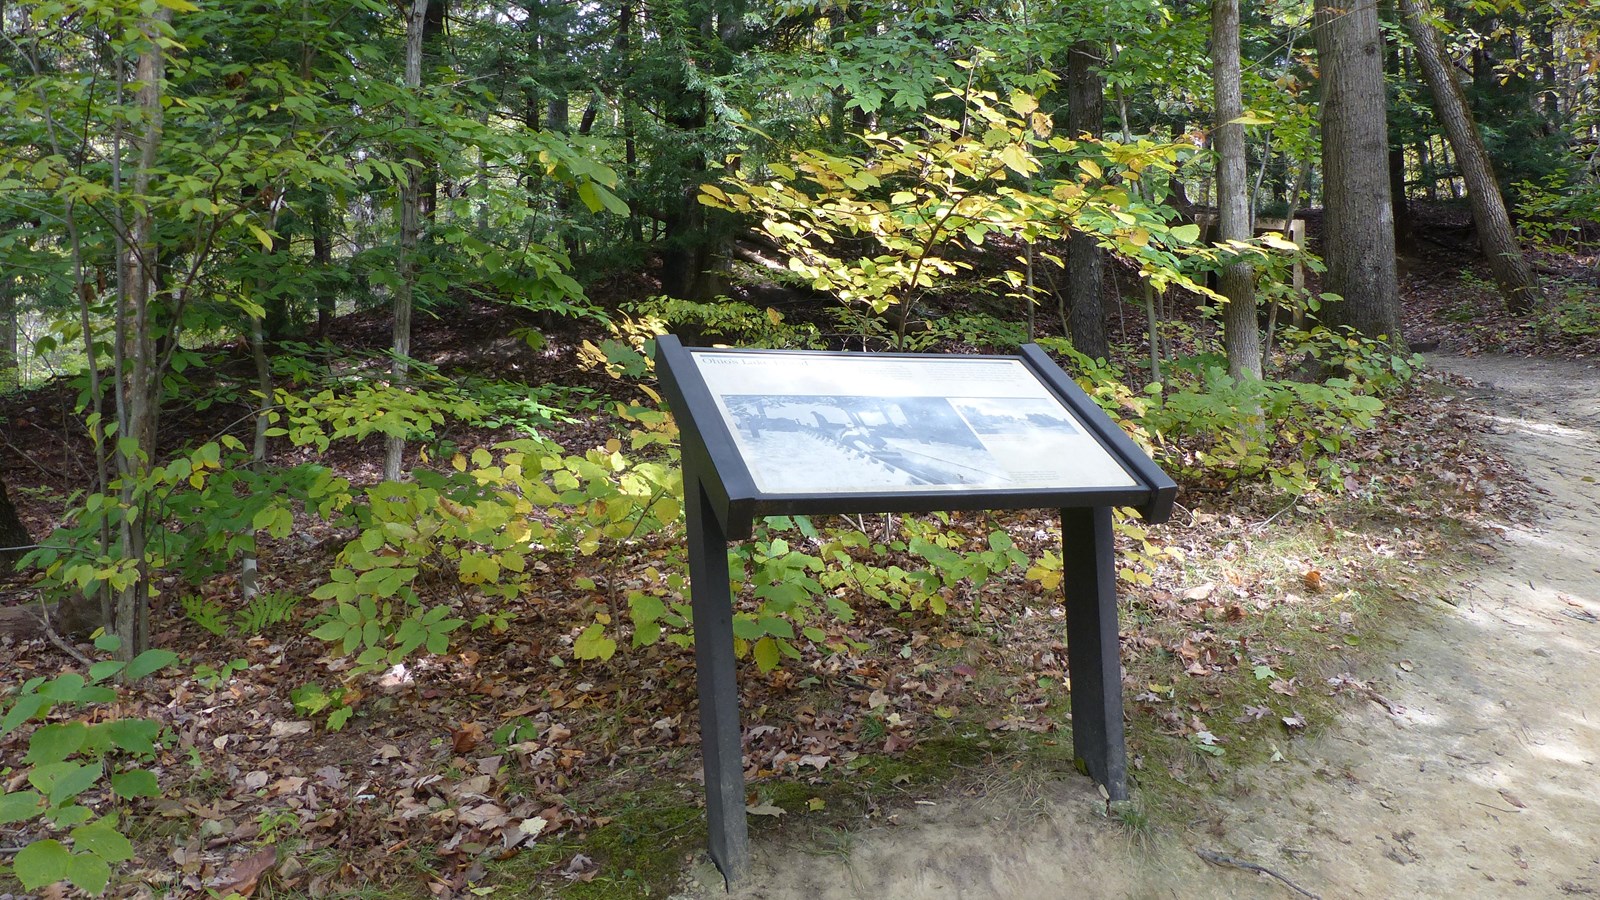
(452, 722), (486, 754)
(209, 847), (278, 898)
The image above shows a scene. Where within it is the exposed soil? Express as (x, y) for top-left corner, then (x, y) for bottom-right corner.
(674, 351), (1600, 899)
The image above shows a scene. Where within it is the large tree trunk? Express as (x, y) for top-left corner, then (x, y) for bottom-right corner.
(1314, 0), (1402, 345)
(1065, 39), (1109, 361)
(1399, 0), (1540, 314)
(1212, 0), (1262, 380)
(384, 0), (429, 483)
(0, 471), (30, 566)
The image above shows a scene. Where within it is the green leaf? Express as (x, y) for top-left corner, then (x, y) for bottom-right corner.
(101, 719), (160, 755)
(572, 623), (616, 662)
(87, 660), (125, 684)
(125, 649), (177, 681)
(110, 770), (160, 799)
(65, 850), (112, 895)
(2, 693), (48, 732)
(1170, 223), (1201, 243)
(327, 707), (353, 731)
(0, 790), (43, 824)
(39, 673), (86, 702)
(45, 763), (102, 806)
(310, 620), (348, 642)
(25, 722), (88, 765)
(47, 803), (93, 827)
(14, 839), (71, 890)
(731, 615), (762, 641)
(72, 818), (134, 863)
(752, 637), (780, 673)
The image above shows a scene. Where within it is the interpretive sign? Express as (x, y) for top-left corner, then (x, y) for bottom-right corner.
(654, 336), (1177, 887)
(691, 352), (1137, 495)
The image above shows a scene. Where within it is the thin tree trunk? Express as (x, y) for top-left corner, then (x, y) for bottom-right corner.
(0, 274), (16, 386)
(1399, 0), (1540, 314)
(1212, 0), (1262, 380)
(110, 6), (174, 659)
(313, 201), (335, 336)
(1314, 0), (1402, 345)
(385, 0), (429, 483)
(1066, 39), (1109, 361)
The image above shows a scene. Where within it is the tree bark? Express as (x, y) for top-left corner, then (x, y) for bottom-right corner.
(1399, 0), (1540, 314)
(384, 0), (429, 483)
(1212, 0), (1262, 380)
(109, 6), (175, 658)
(0, 470), (30, 567)
(1314, 0), (1402, 344)
(1065, 39), (1109, 361)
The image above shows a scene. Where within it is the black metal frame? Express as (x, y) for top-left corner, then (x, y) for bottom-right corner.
(654, 336), (1176, 886)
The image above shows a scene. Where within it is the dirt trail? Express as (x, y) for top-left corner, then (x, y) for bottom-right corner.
(676, 353), (1600, 899)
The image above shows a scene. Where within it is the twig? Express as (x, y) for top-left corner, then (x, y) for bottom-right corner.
(1473, 802), (1521, 814)
(1, 431), (58, 479)
(34, 604), (94, 667)
(1196, 848), (1321, 899)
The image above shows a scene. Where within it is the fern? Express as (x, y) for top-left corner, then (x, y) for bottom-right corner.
(180, 594), (229, 637)
(236, 591), (300, 634)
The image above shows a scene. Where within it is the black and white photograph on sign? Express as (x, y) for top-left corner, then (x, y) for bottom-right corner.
(951, 398), (1080, 436)
(690, 349), (1140, 494)
(721, 395), (1008, 492)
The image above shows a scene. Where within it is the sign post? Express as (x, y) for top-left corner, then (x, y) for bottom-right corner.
(655, 336), (1175, 886)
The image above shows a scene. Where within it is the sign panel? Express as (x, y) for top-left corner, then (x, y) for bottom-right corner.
(689, 351), (1138, 495)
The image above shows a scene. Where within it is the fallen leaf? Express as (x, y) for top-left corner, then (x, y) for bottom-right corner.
(209, 847), (277, 897)
(745, 803), (786, 817)
(453, 722), (486, 754)
(270, 721), (311, 738)
(1498, 789), (1528, 809)
(1282, 714), (1307, 730)
(1183, 583), (1216, 601)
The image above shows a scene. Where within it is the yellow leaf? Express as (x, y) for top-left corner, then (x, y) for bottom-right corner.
(1078, 158), (1103, 179)
(247, 223), (274, 250)
(1009, 91), (1039, 117)
(999, 143), (1032, 175)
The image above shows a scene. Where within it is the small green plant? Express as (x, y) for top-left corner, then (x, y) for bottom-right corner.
(236, 590), (301, 634)
(1535, 287), (1600, 341)
(192, 658), (250, 689)
(289, 681), (355, 731)
(623, 296), (824, 349)
(0, 635), (174, 896)
(179, 594), (229, 637)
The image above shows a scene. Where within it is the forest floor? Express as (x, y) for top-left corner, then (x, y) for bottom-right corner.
(2, 201), (1598, 899)
(675, 349), (1600, 899)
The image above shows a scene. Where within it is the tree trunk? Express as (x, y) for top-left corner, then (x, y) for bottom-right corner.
(1065, 39), (1109, 361)
(1212, 0), (1261, 380)
(312, 200), (335, 336)
(1314, 0), (1402, 345)
(0, 273), (17, 386)
(384, 0), (429, 483)
(1399, 0), (1540, 314)
(0, 470), (30, 567)
(108, 6), (175, 659)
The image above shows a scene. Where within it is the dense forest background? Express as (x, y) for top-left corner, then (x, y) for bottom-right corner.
(0, 0), (1597, 896)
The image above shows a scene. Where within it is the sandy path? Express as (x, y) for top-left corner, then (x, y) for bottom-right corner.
(677, 353), (1600, 899)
